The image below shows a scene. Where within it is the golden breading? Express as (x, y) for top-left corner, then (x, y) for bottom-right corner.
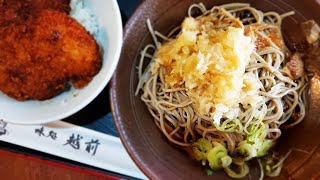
(0, 0), (71, 27)
(0, 10), (101, 100)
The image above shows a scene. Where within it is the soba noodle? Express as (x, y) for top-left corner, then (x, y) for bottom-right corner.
(136, 3), (308, 178)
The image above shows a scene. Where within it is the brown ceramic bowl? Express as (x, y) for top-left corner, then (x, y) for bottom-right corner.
(110, 0), (320, 179)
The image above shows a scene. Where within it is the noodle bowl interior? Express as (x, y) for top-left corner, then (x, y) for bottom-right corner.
(135, 3), (309, 178)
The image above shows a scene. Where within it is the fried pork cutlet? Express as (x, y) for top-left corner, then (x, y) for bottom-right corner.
(0, 0), (71, 27)
(0, 10), (101, 101)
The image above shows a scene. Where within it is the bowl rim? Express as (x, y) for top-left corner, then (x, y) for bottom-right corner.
(110, 1), (155, 179)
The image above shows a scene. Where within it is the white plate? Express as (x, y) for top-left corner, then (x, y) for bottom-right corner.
(0, 0), (123, 124)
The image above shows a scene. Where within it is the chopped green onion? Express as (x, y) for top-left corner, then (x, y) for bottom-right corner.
(215, 119), (243, 133)
(224, 163), (249, 178)
(192, 138), (213, 161)
(207, 143), (231, 170)
(221, 156), (233, 168)
(265, 164), (271, 172)
(237, 141), (257, 161)
(205, 169), (213, 176)
(257, 140), (275, 157)
(231, 158), (245, 165)
(247, 123), (267, 143)
(243, 122), (275, 159)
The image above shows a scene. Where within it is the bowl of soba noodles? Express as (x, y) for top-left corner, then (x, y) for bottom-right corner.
(110, 0), (320, 179)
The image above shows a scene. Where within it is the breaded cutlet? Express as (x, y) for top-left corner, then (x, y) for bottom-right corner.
(0, 0), (71, 27)
(0, 10), (101, 100)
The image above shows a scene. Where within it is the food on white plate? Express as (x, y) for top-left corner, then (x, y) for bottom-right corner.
(0, 0), (102, 101)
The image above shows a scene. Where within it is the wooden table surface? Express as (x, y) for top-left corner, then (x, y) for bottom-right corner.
(0, 149), (122, 180)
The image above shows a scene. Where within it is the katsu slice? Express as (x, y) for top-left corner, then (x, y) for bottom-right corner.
(0, 10), (101, 101)
(0, 0), (71, 27)
(27, 0), (71, 13)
